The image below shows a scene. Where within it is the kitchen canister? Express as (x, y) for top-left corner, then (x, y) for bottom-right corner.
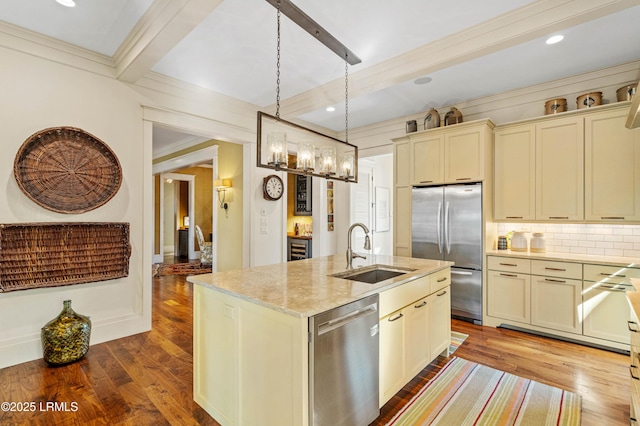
(444, 107), (463, 126)
(617, 84), (637, 102)
(530, 232), (546, 253)
(406, 120), (417, 133)
(423, 108), (440, 129)
(576, 92), (603, 109)
(544, 98), (567, 115)
(510, 231), (528, 252)
(497, 236), (507, 250)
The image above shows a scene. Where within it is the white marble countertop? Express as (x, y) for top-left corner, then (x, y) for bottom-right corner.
(187, 255), (452, 318)
(487, 249), (640, 267)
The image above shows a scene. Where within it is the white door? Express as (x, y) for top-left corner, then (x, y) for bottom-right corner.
(351, 169), (373, 255)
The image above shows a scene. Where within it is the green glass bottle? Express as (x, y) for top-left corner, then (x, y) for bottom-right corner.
(41, 300), (91, 365)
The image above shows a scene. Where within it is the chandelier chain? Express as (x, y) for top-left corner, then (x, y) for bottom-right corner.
(344, 59), (349, 143)
(275, 1), (281, 119)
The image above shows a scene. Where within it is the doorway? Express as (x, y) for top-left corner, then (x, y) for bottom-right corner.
(152, 146), (218, 267)
(160, 173), (194, 261)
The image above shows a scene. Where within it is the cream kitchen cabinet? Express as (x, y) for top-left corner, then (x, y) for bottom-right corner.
(411, 133), (444, 185)
(486, 254), (635, 351)
(393, 140), (411, 256)
(535, 116), (584, 221)
(628, 296), (640, 423)
(530, 260), (582, 335)
(429, 286), (451, 360)
(493, 116), (583, 221)
(584, 106), (640, 221)
(393, 119), (494, 187)
(494, 124), (536, 220)
(379, 269), (451, 407)
(582, 264), (640, 344)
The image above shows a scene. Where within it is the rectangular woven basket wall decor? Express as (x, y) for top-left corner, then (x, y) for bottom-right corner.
(0, 222), (131, 292)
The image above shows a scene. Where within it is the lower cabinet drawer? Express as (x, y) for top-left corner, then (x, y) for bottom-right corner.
(531, 260), (582, 280)
(584, 264), (640, 285)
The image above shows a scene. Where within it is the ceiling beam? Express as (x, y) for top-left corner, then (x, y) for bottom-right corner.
(264, 0), (361, 65)
(114, 0), (223, 84)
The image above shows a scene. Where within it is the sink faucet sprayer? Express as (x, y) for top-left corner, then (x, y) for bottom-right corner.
(346, 223), (371, 268)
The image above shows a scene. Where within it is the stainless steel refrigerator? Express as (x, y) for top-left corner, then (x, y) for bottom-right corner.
(412, 183), (483, 324)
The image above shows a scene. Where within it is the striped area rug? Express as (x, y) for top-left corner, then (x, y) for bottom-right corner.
(386, 357), (581, 426)
(449, 331), (468, 354)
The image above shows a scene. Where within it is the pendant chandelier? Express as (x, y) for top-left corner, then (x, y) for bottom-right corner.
(257, 0), (360, 183)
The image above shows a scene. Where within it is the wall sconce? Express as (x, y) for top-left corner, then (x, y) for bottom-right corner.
(214, 179), (232, 215)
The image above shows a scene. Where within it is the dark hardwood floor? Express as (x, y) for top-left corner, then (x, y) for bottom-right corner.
(0, 274), (630, 425)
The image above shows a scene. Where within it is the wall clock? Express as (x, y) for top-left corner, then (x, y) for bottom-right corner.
(263, 174), (284, 201)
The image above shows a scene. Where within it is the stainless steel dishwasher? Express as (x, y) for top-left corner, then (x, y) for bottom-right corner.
(309, 294), (380, 426)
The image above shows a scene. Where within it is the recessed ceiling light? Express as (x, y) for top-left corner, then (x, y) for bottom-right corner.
(546, 35), (564, 45)
(326, 106), (335, 112)
(414, 76), (432, 85)
(56, 0), (76, 7)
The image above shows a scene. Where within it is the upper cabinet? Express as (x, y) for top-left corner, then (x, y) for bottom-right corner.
(494, 124), (536, 220)
(535, 116), (584, 221)
(584, 108), (640, 221)
(397, 119), (494, 187)
(494, 103), (640, 223)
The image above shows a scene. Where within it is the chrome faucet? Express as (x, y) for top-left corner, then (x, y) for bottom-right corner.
(346, 223), (371, 268)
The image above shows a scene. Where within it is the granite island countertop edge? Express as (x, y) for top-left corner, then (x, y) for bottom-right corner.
(187, 255), (453, 318)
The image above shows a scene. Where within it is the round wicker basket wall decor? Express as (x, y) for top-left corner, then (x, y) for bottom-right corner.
(13, 127), (122, 214)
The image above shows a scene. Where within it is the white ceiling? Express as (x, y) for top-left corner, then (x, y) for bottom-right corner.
(1, 0), (640, 149)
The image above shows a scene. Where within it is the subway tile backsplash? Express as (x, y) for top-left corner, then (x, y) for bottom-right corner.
(496, 223), (640, 259)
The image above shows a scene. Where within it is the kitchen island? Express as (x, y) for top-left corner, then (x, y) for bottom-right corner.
(187, 254), (452, 426)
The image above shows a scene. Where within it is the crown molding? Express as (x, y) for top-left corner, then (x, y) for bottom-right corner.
(0, 20), (115, 78)
(347, 60), (640, 155)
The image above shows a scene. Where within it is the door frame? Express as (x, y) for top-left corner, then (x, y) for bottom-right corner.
(159, 172), (196, 261)
(152, 146), (218, 266)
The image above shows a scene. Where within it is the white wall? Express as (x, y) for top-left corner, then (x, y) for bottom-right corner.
(0, 46), (151, 368)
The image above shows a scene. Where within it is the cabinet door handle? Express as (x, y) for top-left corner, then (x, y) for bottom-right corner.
(601, 216), (624, 220)
(420, 180), (433, 184)
(600, 272), (626, 277)
(414, 301), (427, 309)
(388, 312), (403, 322)
(545, 267), (566, 272)
(499, 263), (518, 267)
(631, 365), (640, 381)
(506, 216), (523, 219)
(437, 290), (447, 297)
(628, 320), (639, 333)
(455, 177), (471, 181)
(500, 273), (518, 278)
(437, 277), (448, 282)
(548, 216), (569, 219)
(544, 278), (566, 283)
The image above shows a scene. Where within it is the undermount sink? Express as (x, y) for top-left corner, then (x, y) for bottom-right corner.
(331, 264), (416, 284)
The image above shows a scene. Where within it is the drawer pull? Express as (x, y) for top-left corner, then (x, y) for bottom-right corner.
(506, 216), (523, 219)
(544, 278), (566, 283)
(456, 177), (471, 181)
(629, 321), (639, 333)
(545, 267), (566, 272)
(414, 301), (427, 309)
(631, 365), (640, 381)
(548, 216), (569, 219)
(500, 273), (518, 278)
(420, 180), (434, 184)
(601, 216), (624, 220)
(600, 272), (626, 277)
(437, 277), (448, 282)
(499, 263), (518, 267)
(389, 313), (404, 322)
(437, 290), (447, 297)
